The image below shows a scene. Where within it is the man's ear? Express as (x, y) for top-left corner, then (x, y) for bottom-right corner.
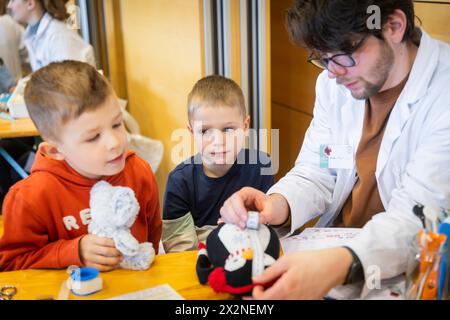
(38, 142), (65, 161)
(384, 9), (408, 45)
(187, 123), (193, 135)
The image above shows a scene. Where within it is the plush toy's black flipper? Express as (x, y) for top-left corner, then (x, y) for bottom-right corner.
(196, 242), (214, 285)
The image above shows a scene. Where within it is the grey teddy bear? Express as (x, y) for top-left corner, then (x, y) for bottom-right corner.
(88, 181), (155, 270)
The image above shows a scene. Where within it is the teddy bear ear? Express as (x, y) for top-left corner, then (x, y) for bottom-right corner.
(93, 180), (111, 190)
(91, 181), (111, 198)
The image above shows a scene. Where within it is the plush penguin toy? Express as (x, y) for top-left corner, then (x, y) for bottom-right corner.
(196, 222), (280, 296)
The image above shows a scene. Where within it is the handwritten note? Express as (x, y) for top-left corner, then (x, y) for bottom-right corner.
(281, 228), (361, 254)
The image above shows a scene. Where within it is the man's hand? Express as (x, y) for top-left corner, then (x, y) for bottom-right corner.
(220, 187), (290, 229)
(251, 247), (354, 300)
(79, 235), (123, 272)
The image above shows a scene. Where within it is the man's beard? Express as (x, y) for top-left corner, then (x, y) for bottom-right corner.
(343, 41), (394, 100)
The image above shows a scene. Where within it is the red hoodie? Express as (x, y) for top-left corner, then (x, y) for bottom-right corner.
(0, 150), (162, 271)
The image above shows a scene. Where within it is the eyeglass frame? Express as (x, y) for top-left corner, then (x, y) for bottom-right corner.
(307, 35), (370, 70)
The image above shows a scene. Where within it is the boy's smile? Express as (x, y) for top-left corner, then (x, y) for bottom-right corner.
(43, 93), (128, 180)
(107, 153), (126, 165)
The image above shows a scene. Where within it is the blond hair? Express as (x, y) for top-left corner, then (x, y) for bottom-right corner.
(187, 75), (246, 121)
(24, 60), (113, 141)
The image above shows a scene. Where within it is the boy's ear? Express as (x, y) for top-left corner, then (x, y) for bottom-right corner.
(244, 116), (251, 134)
(187, 124), (193, 134)
(38, 142), (65, 161)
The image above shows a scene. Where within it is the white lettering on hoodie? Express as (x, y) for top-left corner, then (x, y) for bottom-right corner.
(63, 209), (92, 231)
(63, 216), (80, 231)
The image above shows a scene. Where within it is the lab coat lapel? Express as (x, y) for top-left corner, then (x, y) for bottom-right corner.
(25, 13), (52, 41)
(375, 95), (411, 179)
(376, 30), (439, 179)
(34, 13), (52, 40)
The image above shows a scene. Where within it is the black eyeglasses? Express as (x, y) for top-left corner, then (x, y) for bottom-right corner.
(307, 36), (369, 70)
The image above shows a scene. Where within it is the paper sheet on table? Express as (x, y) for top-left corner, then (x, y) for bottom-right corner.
(108, 284), (185, 300)
(281, 228), (361, 254)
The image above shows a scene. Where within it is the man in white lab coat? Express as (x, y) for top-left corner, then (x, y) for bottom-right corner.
(220, 0), (450, 299)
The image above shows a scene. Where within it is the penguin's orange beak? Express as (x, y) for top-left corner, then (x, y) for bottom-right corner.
(242, 248), (254, 260)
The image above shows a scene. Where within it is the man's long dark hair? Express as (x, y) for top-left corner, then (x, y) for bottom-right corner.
(286, 0), (416, 53)
(0, 0), (7, 16)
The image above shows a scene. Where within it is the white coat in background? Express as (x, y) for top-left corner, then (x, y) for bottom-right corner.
(269, 29), (450, 285)
(24, 12), (95, 71)
(0, 14), (25, 82)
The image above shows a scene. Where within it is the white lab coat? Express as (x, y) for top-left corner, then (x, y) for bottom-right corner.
(24, 13), (95, 71)
(269, 30), (450, 284)
(0, 14), (25, 82)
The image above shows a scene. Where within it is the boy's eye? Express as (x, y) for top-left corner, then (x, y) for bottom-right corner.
(113, 122), (122, 129)
(86, 134), (100, 142)
(224, 128), (235, 133)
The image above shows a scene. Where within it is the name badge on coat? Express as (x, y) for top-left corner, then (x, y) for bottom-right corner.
(320, 145), (354, 169)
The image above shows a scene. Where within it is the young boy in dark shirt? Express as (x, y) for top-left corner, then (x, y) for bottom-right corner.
(162, 75), (274, 252)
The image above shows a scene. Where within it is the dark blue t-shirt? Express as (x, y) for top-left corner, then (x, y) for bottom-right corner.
(163, 149), (275, 227)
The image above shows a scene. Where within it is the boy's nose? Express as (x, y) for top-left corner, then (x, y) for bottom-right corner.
(105, 132), (122, 150)
(211, 131), (226, 145)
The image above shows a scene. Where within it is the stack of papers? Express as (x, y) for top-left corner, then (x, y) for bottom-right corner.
(281, 228), (361, 254)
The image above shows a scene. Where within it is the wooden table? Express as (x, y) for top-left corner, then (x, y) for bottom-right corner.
(0, 211), (231, 300)
(0, 116), (38, 139)
(0, 115), (39, 178)
(0, 250), (233, 300)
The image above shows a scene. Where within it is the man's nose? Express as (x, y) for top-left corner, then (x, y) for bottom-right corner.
(327, 61), (347, 78)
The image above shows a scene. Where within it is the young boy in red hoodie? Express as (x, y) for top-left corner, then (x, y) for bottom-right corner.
(0, 61), (162, 272)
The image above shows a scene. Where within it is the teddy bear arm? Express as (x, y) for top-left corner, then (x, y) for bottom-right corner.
(114, 230), (139, 256)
